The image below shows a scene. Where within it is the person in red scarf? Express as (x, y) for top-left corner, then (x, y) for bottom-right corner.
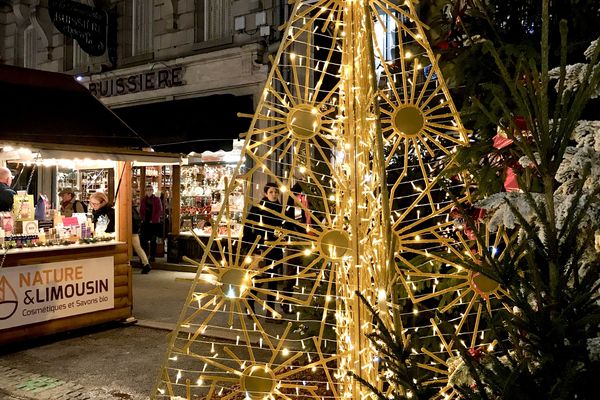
(284, 182), (311, 234)
(280, 182), (311, 314)
(140, 185), (163, 262)
(58, 187), (86, 217)
(243, 183), (285, 321)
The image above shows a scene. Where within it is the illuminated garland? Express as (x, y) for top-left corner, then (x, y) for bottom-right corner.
(152, 1), (500, 399)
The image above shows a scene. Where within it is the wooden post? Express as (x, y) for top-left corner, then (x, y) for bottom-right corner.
(116, 161), (133, 314)
(116, 161), (132, 256)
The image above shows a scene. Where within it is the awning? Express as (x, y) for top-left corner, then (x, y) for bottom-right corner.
(0, 64), (148, 149)
(113, 94), (254, 153)
(187, 139), (244, 164)
(0, 142), (185, 164)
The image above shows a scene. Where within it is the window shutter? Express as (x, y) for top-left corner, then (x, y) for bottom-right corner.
(24, 25), (38, 68)
(132, 0), (153, 56)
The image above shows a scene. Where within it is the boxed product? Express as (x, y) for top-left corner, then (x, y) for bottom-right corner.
(0, 212), (14, 234)
(12, 191), (34, 221)
(13, 219), (39, 234)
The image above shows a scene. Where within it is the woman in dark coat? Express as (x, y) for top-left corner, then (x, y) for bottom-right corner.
(89, 191), (115, 234)
(244, 183), (284, 247)
(242, 183), (285, 319)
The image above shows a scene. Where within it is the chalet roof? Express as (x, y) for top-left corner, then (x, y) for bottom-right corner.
(0, 64), (148, 149)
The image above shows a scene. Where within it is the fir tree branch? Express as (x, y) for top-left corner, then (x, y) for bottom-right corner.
(551, 21), (569, 141)
(540, 0), (550, 147)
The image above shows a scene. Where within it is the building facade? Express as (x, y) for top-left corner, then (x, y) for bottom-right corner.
(0, 0), (288, 151)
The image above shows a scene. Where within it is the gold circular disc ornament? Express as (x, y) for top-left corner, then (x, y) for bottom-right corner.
(287, 104), (321, 139)
(392, 105), (425, 137)
(219, 268), (251, 299)
(241, 365), (276, 399)
(319, 229), (351, 259)
(470, 272), (499, 298)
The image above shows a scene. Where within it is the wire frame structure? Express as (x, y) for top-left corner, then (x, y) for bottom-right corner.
(152, 1), (502, 399)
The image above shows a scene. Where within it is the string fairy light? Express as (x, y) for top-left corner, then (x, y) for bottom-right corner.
(149, 1), (497, 399)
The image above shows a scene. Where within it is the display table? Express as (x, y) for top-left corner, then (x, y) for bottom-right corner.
(1, 241), (123, 255)
(167, 230), (242, 263)
(0, 241), (131, 345)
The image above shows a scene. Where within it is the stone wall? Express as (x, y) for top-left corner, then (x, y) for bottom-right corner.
(0, 0), (284, 76)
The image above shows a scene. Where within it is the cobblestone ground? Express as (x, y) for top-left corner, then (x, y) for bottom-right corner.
(0, 363), (149, 400)
(0, 364), (91, 400)
(0, 391), (29, 400)
(0, 270), (195, 400)
(0, 270), (244, 400)
(0, 324), (169, 400)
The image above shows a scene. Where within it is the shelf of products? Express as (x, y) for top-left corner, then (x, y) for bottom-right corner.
(140, 165), (172, 197)
(56, 168), (114, 204)
(132, 166), (142, 202)
(79, 169), (114, 203)
(145, 166), (160, 194)
(57, 169), (79, 195)
(161, 166), (172, 192)
(131, 165), (173, 242)
(180, 163), (243, 237)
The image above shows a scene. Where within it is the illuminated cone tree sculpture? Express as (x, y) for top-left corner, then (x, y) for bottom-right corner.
(152, 1), (505, 399)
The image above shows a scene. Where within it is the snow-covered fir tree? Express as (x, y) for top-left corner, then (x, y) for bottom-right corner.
(449, 34), (600, 399)
(478, 40), (600, 266)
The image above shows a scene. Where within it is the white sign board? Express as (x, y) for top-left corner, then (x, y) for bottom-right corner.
(0, 256), (114, 330)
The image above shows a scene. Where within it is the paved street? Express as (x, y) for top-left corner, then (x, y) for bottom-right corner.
(0, 264), (300, 400)
(0, 324), (167, 400)
(0, 266), (196, 400)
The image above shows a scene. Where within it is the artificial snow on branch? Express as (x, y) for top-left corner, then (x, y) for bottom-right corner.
(549, 40), (600, 98)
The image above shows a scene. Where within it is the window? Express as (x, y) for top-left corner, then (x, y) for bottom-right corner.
(71, 0), (94, 71)
(374, 10), (397, 62)
(373, 8), (399, 82)
(132, 0), (153, 56)
(196, 0), (231, 43)
(23, 25), (37, 68)
(73, 40), (91, 71)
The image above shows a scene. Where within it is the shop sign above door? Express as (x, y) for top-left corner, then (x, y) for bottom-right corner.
(49, 0), (108, 57)
(88, 66), (185, 98)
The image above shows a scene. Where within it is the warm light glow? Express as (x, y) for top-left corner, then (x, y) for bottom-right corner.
(153, 1), (472, 398)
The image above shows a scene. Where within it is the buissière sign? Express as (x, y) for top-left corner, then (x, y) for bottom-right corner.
(88, 66), (184, 98)
(0, 256), (114, 330)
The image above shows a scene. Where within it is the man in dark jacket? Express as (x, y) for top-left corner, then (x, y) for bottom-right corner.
(58, 187), (86, 217)
(132, 201), (151, 274)
(243, 183), (285, 320)
(140, 185), (163, 262)
(0, 167), (15, 212)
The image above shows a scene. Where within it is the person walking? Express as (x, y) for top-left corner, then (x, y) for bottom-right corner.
(0, 167), (15, 212)
(58, 188), (86, 217)
(243, 182), (285, 320)
(140, 185), (162, 262)
(160, 188), (172, 238)
(89, 191), (115, 234)
(132, 200), (152, 274)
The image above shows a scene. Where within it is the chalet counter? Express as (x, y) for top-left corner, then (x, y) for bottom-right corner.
(0, 241), (131, 345)
(166, 231), (242, 263)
